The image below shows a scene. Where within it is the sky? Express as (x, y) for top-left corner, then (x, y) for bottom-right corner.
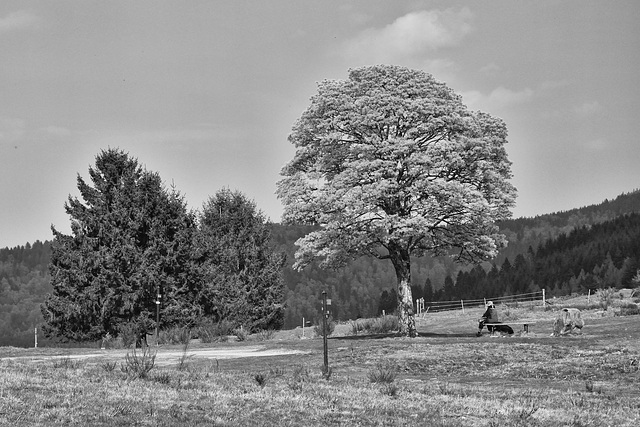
(1, 1), (639, 248)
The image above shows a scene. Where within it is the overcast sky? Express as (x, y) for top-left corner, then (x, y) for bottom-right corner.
(1, 1), (639, 248)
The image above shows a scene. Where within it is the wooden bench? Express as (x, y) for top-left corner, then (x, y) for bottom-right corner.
(483, 321), (536, 334)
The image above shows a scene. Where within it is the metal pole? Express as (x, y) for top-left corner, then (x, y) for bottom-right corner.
(156, 285), (161, 346)
(322, 291), (328, 370)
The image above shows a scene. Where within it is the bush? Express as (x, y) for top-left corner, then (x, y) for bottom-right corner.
(313, 317), (335, 338)
(158, 327), (191, 345)
(368, 364), (396, 384)
(234, 327), (248, 342)
(194, 320), (235, 343)
(121, 346), (156, 379)
(350, 316), (399, 335)
(255, 329), (275, 341)
(118, 323), (139, 348)
(598, 288), (616, 310)
(619, 302), (640, 316)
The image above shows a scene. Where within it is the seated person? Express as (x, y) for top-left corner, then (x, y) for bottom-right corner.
(477, 301), (500, 336)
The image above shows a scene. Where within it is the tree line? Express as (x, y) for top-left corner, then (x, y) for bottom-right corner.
(2, 181), (640, 344)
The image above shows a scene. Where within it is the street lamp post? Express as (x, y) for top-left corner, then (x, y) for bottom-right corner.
(155, 286), (161, 346)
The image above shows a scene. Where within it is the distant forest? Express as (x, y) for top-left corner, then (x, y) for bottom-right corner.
(2, 190), (640, 346)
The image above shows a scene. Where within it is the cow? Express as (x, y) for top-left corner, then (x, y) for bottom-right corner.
(552, 308), (584, 336)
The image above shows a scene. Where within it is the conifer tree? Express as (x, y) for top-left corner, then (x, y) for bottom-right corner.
(196, 189), (286, 331)
(42, 149), (197, 341)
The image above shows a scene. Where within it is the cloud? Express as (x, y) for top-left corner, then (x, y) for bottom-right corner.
(461, 86), (534, 111)
(0, 10), (39, 33)
(574, 101), (601, 116)
(479, 62), (501, 76)
(341, 8), (473, 64)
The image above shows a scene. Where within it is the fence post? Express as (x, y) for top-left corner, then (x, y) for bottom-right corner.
(34, 327), (37, 349)
(461, 300), (465, 315)
(542, 289), (546, 308)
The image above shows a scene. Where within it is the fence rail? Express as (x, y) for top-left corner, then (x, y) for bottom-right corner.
(416, 290), (546, 315)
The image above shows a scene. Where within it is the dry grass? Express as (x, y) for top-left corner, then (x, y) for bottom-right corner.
(0, 302), (639, 426)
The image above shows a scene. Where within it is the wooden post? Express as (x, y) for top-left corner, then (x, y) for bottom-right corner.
(34, 327), (37, 349)
(461, 300), (465, 315)
(302, 317), (305, 338)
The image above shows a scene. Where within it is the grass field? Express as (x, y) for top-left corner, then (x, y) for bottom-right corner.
(1, 300), (639, 426)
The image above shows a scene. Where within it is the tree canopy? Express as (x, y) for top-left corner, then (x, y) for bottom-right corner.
(277, 65), (516, 336)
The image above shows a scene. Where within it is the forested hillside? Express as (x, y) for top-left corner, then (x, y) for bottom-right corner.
(0, 241), (52, 346)
(2, 189), (640, 344)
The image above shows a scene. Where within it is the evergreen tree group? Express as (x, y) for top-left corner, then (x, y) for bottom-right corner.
(41, 149), (285, 342)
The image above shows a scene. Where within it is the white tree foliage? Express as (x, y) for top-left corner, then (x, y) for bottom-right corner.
(277, 65), (517, 336)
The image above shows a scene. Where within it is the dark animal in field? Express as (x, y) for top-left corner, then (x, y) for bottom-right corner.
(488, 324), (514, 335)
(552, 308), (584, 336)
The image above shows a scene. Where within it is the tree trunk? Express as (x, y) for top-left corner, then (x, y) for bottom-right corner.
(389, 243), (416, 337)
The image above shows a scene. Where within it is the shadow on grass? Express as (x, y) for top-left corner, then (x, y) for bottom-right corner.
(329, 331), (477, 340)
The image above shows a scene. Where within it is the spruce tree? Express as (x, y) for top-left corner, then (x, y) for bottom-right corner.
(41, 149), (197, 341)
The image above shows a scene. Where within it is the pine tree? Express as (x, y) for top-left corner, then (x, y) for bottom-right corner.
(196, 189), (286, 331)
(41, 149), (197, 341)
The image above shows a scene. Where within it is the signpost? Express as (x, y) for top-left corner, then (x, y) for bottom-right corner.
(321, 291), (329, 371)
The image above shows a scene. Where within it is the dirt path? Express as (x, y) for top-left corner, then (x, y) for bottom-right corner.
(3, 345), (308, 366)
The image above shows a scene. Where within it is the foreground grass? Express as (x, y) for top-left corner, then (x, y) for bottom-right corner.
(1, 311), (639, 426)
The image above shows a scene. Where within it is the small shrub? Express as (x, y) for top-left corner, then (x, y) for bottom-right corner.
(291, 364), (310, 382)
(350, 316), (399, 335)
(254, 372), (267, 388)
(177, 341), (193, 371)
(255, 329), (275, 341)
(153, 372), (171, 385)
(598, 288), (616, 310)
(619, 303), (640, 316)
(159, 327), (191, 345)
(368, 364), (396, 384)
(100, 361), (117, 372)
(195, 320), (235, 343)
(118, 323), (138, 348)
(121, 346), (156, 379)
(313, 317), (335, 337)
(234, 327), (248, 342)
(382, 383), (399, 397)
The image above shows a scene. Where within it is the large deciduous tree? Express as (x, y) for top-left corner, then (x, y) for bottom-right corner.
(196, 189), (286, 331)
(277, 65), (516, 337)
(42, 149), (197, 341)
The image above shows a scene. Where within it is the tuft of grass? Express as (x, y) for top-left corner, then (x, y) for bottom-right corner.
(254, 372), (267, 388)
(368, 364), (396, 384)
(121, 346), (156, 379)
(100, 361), (117, 372)
(52, 357), (82, 369)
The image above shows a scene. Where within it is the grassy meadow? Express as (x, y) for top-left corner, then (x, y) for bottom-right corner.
(0, 297), (639, 426)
